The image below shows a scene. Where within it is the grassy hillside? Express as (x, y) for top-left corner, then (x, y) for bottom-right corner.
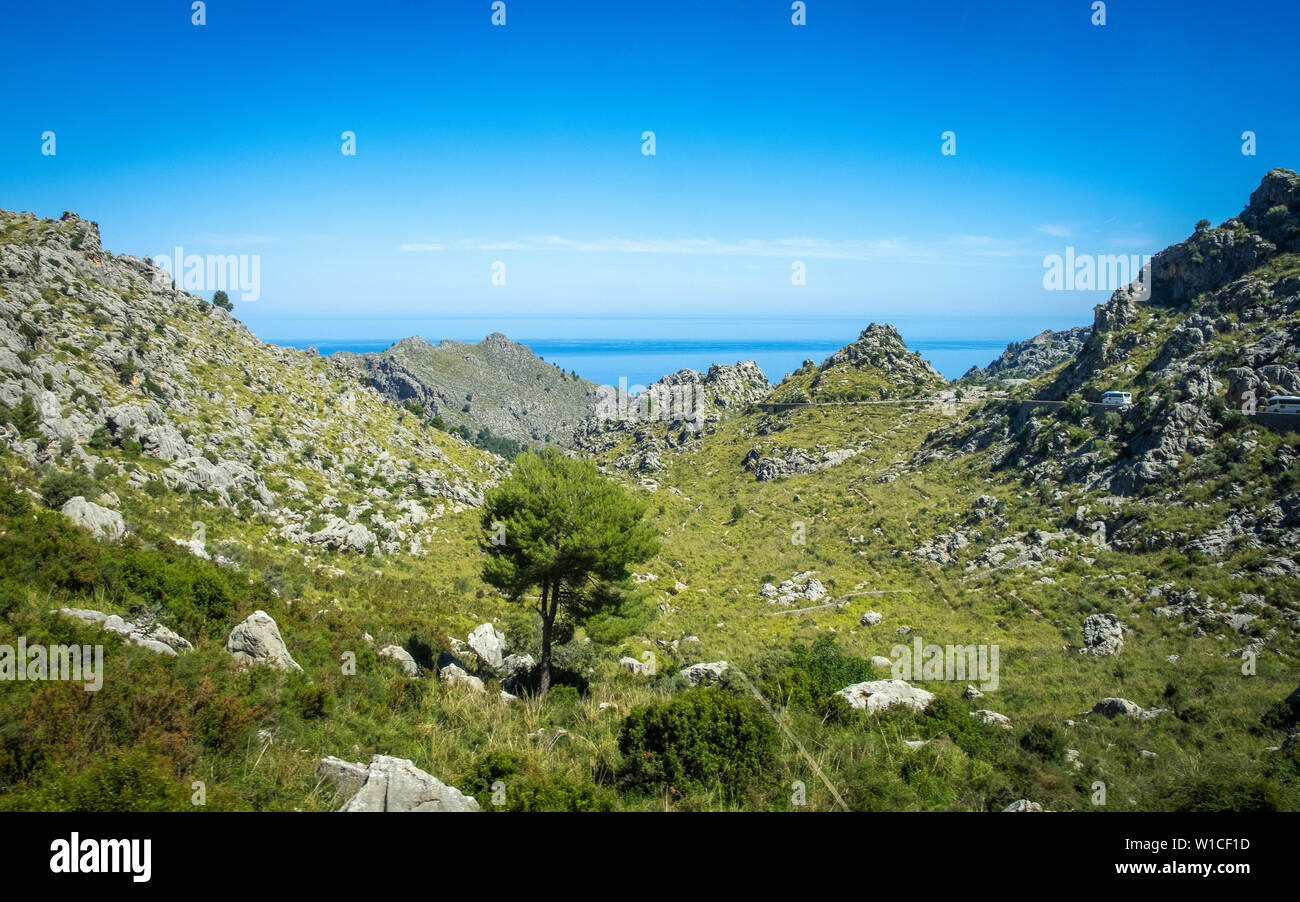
(335, 333), (600, 449)
(1, 178), (1297, 813)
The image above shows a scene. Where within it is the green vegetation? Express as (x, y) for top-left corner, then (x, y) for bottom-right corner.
(39, 470), (97, 509)
(0, 394), (43, 440)
(480, 449), (659, 696)
(0, 197), (1298, 812)
(617, 687), (778, 803)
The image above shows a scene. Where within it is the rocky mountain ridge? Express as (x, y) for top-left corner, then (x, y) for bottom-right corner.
(768, 323), (947, 403)
(0, 208), (503, 559)
(961, 327), (1091, 384)
(914, 169), (1300, 566)
(334, 333), (601, 448)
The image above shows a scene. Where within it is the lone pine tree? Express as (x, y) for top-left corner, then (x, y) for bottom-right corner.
(480, 448), (659, 697)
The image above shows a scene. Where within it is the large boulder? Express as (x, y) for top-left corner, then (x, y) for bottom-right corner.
(1091, 697), (1167, 720)
(379, 645), (419, 677)
(316, 756), (370, 798)
(140, 424), (190, 461)
(439, 663), (485, 692)
(499, 653), (535, 691)
(1080, 613), (1125, 656)
(226, 610), (302, 672)
(56, 607), (192, 656)
(679, 661), (728, 686)
(467, 623), (507, 672)
(326, 755), (479, 812)
(60, 496), (126, 541)
(836, 679), (936, 713)
(307, 517), (376, 553)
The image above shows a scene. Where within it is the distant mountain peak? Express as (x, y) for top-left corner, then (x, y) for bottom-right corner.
(770, 322), (946, 403)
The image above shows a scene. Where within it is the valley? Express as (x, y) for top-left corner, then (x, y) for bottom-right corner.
(1, 170), (1298, 812)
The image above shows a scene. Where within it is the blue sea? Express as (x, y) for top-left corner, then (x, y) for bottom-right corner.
(260, 315), (1084, 387)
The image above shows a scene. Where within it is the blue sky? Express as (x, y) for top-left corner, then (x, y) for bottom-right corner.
(2, 0), (1297, 351)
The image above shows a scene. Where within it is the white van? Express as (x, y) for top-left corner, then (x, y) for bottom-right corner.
(1100, 391), (1132, 406)
(1264, 395), (1300, 414)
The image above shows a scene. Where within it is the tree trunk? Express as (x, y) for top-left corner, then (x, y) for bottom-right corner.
(538, 578), (553, 698)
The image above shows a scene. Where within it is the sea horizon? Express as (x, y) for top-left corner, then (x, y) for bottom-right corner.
(256, 314), (1087, 385)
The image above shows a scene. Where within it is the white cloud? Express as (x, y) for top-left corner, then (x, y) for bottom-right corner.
(1035, 223), (1075, 238)
(393, 233), (1056, 264)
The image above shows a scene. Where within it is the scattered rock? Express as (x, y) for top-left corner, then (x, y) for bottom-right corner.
(468, 622), (507, 671)
(744, 446), (859, 482)
(679, 661), (729, 686)
(60, 496), (126, 541)
(1080, 613), (1125, 656)
(56, 607), (192, 656)
(439, 663), (485, 692)
(760, 571), (828, 606)
(307, 517), (376, 554)
(379, 645), (419, 677)
(499, 653), (535, 690)
(1002, 799), (1043, 812)
(972, 710), (1012, 728)
(1091, 697), (1167, 720)
(226, 610), (301, 672)
(836, 679), (935, 713)
(327, 755), (479, 812)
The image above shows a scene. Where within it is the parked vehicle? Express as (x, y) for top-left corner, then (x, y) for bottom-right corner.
(1264, 395), (1300, 414)
(1100, 391), (1132, 406)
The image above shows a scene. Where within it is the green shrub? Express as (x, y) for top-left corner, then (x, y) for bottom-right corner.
(0, 395), (43, 440)
(17, 746), (190, 812)
(87, 425), (113, 450)
(461, 750), (612, 811)
(1168, 771), (1286, 812)
(617, 687), (778, 801)
(1018, 722), (1067, 763)
(754, 634), (873, 723)
(0, 482), (31, 518)
(496, 773), (612, 811)
(39, 470), (96, 509)
(1060, 394), (1088, 423)
(291, 682), (335, 720)
(1261, 698), (1297, 731)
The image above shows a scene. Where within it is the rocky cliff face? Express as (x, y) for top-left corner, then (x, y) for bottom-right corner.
(769, 323), (947, 403)
(962, 327), (1091, 383)
(572, 360), (771, 473)
(335, 333), (601, 448)
(1044, 169), (1300, 404)
(0, 208), (502, 557)
(917, 170), (1300, 556)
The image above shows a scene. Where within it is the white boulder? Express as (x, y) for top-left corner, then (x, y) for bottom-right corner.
(226, 610), (301, 671)
(835, 679), (935, 713)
